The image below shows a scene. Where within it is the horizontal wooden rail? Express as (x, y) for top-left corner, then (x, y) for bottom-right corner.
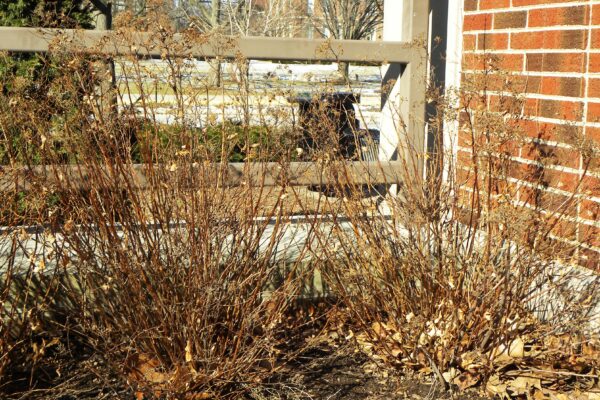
(1, 161), (404, 190)
(0, 27), (418, 64)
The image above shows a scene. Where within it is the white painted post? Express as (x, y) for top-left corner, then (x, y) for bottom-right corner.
(379, 0), (429, 186)
(443, 0), (464, 183)
(379, 0), (406, 165)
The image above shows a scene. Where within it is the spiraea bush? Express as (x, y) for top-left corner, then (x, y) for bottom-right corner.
(316, 64), (600, 395)
(0, 24), (328, 398)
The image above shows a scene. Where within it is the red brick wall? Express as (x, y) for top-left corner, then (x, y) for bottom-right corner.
(460, 0), (599, 268)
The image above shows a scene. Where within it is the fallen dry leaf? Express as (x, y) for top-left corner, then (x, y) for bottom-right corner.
(454, 372), (480, 391)
(390, 343), (402, 358)
(442, 367), (459, 383)
(507, 376), (542, 396)
(491, 337), (525, 364)
(371, 322), (389, 339)
(460, 350), (484, 371)
(486, 374), (509, 399)
(127, 353), (169, 384)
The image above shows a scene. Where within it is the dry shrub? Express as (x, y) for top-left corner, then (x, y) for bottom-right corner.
(52, 162), (313, 398)
(0, 59), (78, 391)
(0, 26), (329, 398)
(316, 67), (600, 394)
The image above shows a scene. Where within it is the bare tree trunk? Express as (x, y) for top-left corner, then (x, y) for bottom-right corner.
(209, 57), (222, 88)
(208, 0), (222, 87)
(338, 61), (350, 80)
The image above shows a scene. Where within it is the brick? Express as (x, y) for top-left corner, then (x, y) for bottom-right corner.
(594, 5), (600, 26)
(582, 174), (600, 196)
(511, 30), (587, 50)
(510, 161), (534, 181)
(461, 72), (484, 90)
(579, 248), (599, 271)
(586, 150), (600, 174)
(521, 120), (554, 141)
(479, 0), (509, 10)
(463, 53), (523, 71)
(518, 185), (578, 216)
(522, 98), (584, 121)
(526, 53), (586, 73)
(463, 34), (476, 51)
(458, 130), (475, 147)
(522, 121), (582, 146)
(542, 169), (581, 193)
(521, 142), (580, 169)
(494, 11), (527, 29)
(500, 139), (521, 156)
(580, 200), (600, 224)
(538, 77), (584, 98)
(513, 0), (580, 6)
(463, 53), (524, 71)
(528, 6), (588, 27)
(519, 76), (584, 98)
(459, 89), (484, 110)
(592, 29), (600, 49)
(495, 54), (524, 71)
(536, 99), (584, 121)
(464, 73), (534, 92)
(456, 167), (478, 187)
(513, 162), (581, 192)
(459, 111), (472, 128)
(513, 75), (540, 93)
(477, 32), (508, 50)
(579, 222), (600, 247)
(588, 127), (600, 144)
(550, 219), (578, 241)
(589, 79), (600, 99)
(590, 54), (600, 73)
(488, 94), (526, 115)
(457, 150), (474, 167)
(462, 54), (484, 71)
(524, 98), (539, 116)
(588, 102), (600, 123)
(514, 75), (540, 96)
(464, 13), (493, 31)
(465, 0), (478, 12)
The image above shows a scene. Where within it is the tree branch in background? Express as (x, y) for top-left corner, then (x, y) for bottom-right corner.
(313, 0), (383, 78)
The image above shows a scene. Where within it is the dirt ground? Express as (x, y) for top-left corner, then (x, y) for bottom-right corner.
(269, 344), (491, 400)
(4, 345), (491, 400)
